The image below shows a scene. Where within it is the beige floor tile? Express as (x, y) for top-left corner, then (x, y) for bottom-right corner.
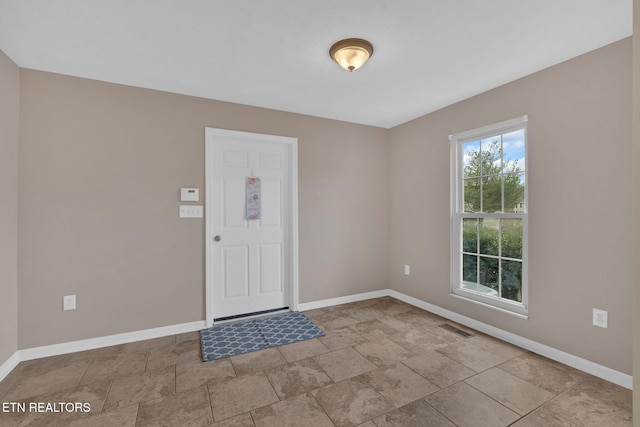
(230, 348), (286, 376)
(350, 298), (383, 307)
(66, 405), (139, 427)
(103, 365), (175, 411)
(387, 329), (451, 353)
(80, 350), (148, 384)
(510, 407), (577, 427)
(0, 379), (111, 427)
(277, 338), (330, 362)
(175, 331), (201, 344)
(14, 352), (93, 377)
(0, 369), (22, 402)
(393, 309), (446, 327)
(543, 377), (632, 427)
(312, 377), (394, 427)
(208, 372), (278, 421)
(467, 333), (526, 360)
(349, 319), (401, 341)
(145, 339), (202, 371)
(360, 362), (439, 408)
(264, 358), (332, 400)
(70, 345), (128, 362)
(302, 307), (334, 320)
(120, 336), (176, 353)
(304, 307), (344, 322)
(176, 358), (236, 393)
(436, 340), (508, 372)
(355, 422), (377, 427)
(581, 376), (632, 411)
(366, 300), (414, 316)
(319, 327), (369, 351)
(320, 316), (361, 330)
(354, 337), (414, 367)
(402, 350), (475, 388)
(465, 367), (555, 415)
(498, 352), (588, 394)
(2, 360), (90, 401)
(377, 316), (415, 333)
(413, 323), (460, 345)
(0, 407), (20, 427)
(337, 306), (384, 323)
(371, 296), (396, 303)
(425, 382), (519, 427)
(136, 385), (213, 427)
(313, 347), (377, 382)
(210, 413), (255, 427)
(306, 307), (360, 330)
(372, 399), (457, 427)
(251, 392), (334, 427)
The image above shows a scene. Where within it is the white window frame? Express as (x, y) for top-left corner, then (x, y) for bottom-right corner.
(450, 116), (529, 316)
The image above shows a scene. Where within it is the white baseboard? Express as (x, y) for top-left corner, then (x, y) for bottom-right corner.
(1, 291), (632, 390)
(19, 320), (206, 362)
(297, 289), (389, 311)
(387, 290), (633, 390)
(0, 351), (20, 383)
(0, 320), (206, 383)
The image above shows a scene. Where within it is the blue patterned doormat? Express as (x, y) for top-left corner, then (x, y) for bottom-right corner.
(200, 312), (325, 361)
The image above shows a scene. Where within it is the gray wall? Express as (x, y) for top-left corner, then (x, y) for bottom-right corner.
(18, 69), (390, 348)
(389, 39), (632, 375)
(0, 50), (19, 364)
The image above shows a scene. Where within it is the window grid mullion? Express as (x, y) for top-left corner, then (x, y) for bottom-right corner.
(460, 213), (524, 219)
(462, 251), (522, 262)
(476, 218), (480, 288)
(479, 142), (483, 213)
(499, 132), (504, 298)
(500, 134), (505, 213)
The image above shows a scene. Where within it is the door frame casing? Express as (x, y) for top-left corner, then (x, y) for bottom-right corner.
(204, 127), (299, 327)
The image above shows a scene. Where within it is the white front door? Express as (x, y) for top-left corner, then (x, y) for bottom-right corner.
(205, 128), (298, 324)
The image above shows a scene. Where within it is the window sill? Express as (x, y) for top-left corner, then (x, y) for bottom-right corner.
(449, 292), (529, 320)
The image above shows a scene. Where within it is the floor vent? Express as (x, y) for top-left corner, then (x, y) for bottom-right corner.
(439, 323), (473, 338)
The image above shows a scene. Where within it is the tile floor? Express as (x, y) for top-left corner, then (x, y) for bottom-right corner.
(0, 297), (632, 426)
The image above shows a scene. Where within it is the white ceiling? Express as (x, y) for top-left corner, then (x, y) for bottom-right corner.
(0, 0), (632, 128)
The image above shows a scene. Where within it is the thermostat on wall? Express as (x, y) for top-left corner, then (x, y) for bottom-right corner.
(180, 188), (199, 202)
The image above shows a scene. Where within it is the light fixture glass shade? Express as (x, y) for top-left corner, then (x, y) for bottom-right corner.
(330, 38), (374, 72)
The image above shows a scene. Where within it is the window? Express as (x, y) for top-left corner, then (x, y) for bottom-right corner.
(450, 116), (528, 315)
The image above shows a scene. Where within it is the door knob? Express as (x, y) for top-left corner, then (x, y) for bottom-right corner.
(214, 235), (221, 242)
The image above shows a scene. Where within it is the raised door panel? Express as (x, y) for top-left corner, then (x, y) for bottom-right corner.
(259, 244), (283, 294)
(222, 246), (249, 299)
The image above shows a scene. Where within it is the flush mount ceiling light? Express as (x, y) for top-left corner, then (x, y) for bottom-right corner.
(329, 38), (374, 72)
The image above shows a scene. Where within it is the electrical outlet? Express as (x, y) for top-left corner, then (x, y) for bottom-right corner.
(404, 265), (410, 276)
(63, 295), (76, 311)
(592, 308), (608, 328)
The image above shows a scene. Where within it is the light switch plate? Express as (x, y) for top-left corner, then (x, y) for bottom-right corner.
(404, 265), (410, 275)
(180, 205), (203, 218)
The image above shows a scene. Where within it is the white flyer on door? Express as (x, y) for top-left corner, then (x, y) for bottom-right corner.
(246, 177), (261, 220)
